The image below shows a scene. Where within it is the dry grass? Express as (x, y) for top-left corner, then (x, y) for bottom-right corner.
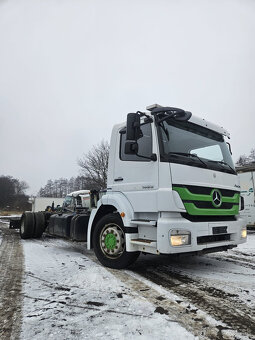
(0, 211), (23, 216)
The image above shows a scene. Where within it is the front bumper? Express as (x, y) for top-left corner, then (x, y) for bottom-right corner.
(156, 213), (247, 254)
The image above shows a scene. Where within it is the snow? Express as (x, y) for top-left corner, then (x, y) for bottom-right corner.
(135, 233), (255, 310)
(6, 227), (253, 339)
(0, 219), (8, 245)
(0, 215), (22, 219)
(21, 237), (195, 339)
(236, 231), (255, 254)
(0, 218), (11, 224)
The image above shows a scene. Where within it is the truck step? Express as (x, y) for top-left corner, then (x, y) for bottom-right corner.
(131, 219), (157, 226)
(130, 238), (157, 248)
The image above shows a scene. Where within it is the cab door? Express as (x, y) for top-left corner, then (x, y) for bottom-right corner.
(112, 123), (159, 212)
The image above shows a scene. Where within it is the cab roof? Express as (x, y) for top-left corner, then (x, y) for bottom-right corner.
(67, 190), (90, 197)
(146, 104), (230, 138)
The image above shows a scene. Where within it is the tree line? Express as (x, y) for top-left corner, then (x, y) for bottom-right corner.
(0, 176), (30, 210)
(38, 140), (109, 197)
(38, 176), (88, 198)
(236, 148), (255, 166)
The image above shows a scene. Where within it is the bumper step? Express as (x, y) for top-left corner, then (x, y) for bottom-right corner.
(131, 219), (157, 226)
(130, 238), (157, 248)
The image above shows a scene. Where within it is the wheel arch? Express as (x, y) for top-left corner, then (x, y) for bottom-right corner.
(87, 193), (135, 249)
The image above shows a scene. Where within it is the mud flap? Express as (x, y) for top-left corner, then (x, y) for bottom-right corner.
(9, 217), (22, 229)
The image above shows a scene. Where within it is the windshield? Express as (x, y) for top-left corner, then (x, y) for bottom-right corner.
(157, 119), (236, 174)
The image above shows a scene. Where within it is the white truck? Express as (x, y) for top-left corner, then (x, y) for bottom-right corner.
(237, 164), (255, 228)
(20, 104), (247, 268)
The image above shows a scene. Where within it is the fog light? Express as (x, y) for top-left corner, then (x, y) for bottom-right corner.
(241, 227), (247, 238)
(170, 230), (191, 246)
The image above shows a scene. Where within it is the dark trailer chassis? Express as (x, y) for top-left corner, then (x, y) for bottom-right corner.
(14, 210), (90, 241)
(13, 191), (101, 240)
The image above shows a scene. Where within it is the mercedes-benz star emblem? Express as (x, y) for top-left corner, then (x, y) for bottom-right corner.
(211, 189), (222, 208)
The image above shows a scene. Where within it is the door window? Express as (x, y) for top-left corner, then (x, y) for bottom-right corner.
(120, 123), (152, 161)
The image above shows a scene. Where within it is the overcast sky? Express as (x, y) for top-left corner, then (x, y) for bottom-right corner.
(0, 0), (254, 195)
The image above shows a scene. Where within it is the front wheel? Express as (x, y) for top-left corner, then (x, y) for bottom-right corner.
(92, 213), (140, 269)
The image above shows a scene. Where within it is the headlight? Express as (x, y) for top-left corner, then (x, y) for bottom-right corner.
(170, 230), (191, 246)
(241, 227), (247, 238)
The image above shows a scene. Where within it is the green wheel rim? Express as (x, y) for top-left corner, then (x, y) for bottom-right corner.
(104, 233), (117, 250)
(99, 223), (125, 259)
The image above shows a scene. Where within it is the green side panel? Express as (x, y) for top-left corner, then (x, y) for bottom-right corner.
(173, 187), (212, 201)
(183, 203), (239, 216)
(222, 194), (240, 203)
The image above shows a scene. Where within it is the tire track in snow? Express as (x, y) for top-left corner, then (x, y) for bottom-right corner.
(63, 241), (240, 339)
(0, 224), (24, 340)
(130, 264), (255, 339)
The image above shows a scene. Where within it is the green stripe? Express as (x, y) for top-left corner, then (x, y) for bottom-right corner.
(173, 187), (211, 201)
(183, 203), (239, 216)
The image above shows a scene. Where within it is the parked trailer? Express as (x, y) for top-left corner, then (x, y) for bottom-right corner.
(9, 197), (64, 229)
(30, 197), (64, 212)
(20, 104), (247, 269)
(236, 164), (255, 228)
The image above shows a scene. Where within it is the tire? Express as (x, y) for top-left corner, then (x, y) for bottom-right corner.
(92, 213), (140, 269)
(33, 212), (46, 238)
(20, 212), (35, 239)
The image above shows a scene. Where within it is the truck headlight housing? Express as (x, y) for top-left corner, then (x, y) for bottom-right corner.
(241, 227), (247, 238)
(170, 230), (191, 246)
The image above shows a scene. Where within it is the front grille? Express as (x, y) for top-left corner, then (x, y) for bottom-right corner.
(181, 213), (237, 222)
(191, 201), (238, 209)
(197, 234), (231, 244)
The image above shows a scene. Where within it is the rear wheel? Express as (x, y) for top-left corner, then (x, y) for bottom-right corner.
(92, 213), (140, 269)
(20, 212), (35, 239)
(33, 212), (46, 238)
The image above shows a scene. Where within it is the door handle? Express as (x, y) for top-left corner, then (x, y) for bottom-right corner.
(114, 177), (123, 182)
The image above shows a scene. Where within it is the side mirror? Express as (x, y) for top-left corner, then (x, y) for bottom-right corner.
(126, 112), (141, 141)
(124, 112), (142, 155)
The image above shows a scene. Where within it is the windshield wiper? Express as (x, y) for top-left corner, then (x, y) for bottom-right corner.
(159, 122), (169, 140)
(168, 152), (208, 168)
(207, 160), (236, 173)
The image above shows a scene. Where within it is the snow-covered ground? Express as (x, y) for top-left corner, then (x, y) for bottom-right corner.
(0, 219), (9, 246)
(0, 218), (11, 224)
(21, 237), (195, 340)
(0, 217), (251, 340)
(19, 233), (255, 339)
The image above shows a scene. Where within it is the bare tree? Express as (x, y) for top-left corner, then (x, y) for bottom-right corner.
(236, 155), (249, 166)
(249, 148), (255, 162)
(38, 176), (87, 197)
(78, 140), (110, 190)
(236, 148), (255, 166)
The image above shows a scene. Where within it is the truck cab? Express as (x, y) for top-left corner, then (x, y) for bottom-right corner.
(62, 190), (91, 211)
(88, 104), (247, 268)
